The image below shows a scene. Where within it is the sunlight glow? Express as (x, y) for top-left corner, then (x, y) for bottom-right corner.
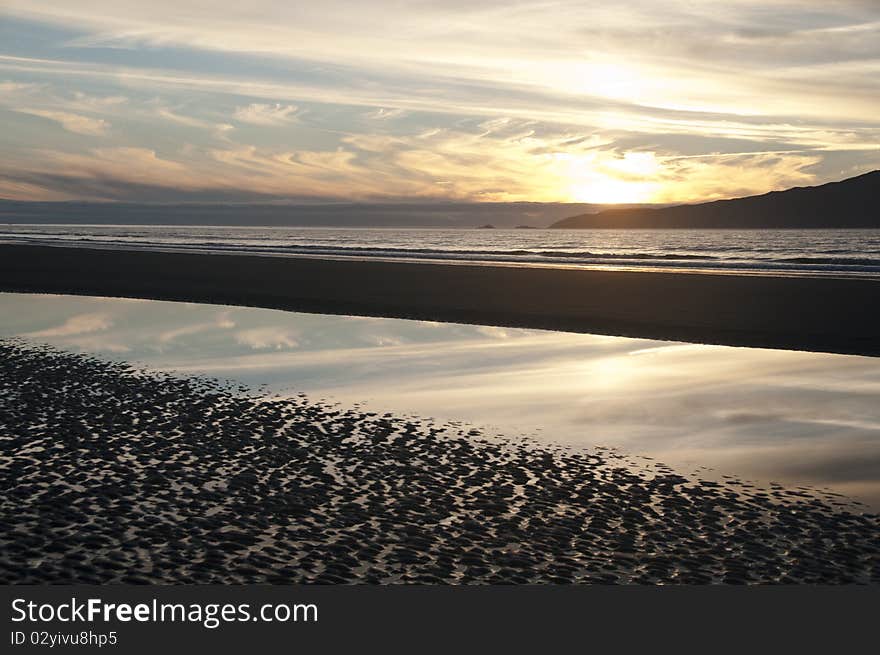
(556, 151), (661, 203)
(574, 62), (649, 104)
(1, 1), (878, 202)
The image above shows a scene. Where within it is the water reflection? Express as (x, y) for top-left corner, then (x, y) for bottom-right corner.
(3, 292), (879, 508)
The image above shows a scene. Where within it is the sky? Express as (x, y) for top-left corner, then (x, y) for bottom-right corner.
(1, 1), (879, 205)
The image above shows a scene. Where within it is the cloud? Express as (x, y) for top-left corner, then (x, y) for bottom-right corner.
(648, 151), (822, 202)
(0, 178), (77, 201)
(0, 81), (43, 95)
(65, 91), (128, 112)
(23, 312), (113, 337)
(0, 2), (878, 202)
(364, 107), (407, 120)
(233, 103), (298, 126)
(235, 327), (299, 349)
(62, 336), (131, 353)
(157, 312), (235, 344)
(475, 326), (514, 339)
(16, 108), (109, 135)
(155, 106), (213, 128)
(154, 106), (235, 140)
(0, 117), (832, 203)
(0, 81), (127, 115)
(30, 146), (201, 187)
(362, 334), (407, 347)
(215, 312), (236, 329)
(5, 2), (879, 120)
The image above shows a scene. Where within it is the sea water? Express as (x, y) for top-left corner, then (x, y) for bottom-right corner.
(3, 225), (880, 277)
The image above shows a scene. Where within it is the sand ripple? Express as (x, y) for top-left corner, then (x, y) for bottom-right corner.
(1, 340), (877, 584)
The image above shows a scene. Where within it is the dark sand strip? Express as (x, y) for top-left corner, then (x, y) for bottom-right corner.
(2, 243), (879, 356)
(1, 340), (877, 584)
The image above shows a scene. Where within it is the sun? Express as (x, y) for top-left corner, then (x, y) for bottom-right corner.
(568, 179), (655, 204)
(557, 151), (662, 204)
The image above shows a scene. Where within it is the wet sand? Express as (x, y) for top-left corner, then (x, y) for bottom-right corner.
(1, 244), (879, 356)
(1, 340), (877, 584)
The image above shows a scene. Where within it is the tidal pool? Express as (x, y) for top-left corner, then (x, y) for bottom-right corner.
(2, 291), (879, 508)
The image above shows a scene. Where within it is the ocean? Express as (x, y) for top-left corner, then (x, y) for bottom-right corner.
(3, 224), (880, 277)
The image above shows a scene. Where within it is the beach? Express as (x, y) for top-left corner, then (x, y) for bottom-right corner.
(3, 245), (880, 585)
(5, 0), (880, 627)
(2, 339), (877, 584)
(2, 243), (879, 357)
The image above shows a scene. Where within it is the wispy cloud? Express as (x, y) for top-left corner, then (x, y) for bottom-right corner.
(157, 312), (235, 344)
(233, 103), (298, 126)
(235, 327), (299, 350)
(16, 108), (109, 135)
(153, 105), (235, 140)
(23, 312), (113, 337)
(364, 107), (407, 120)
(0, 118), (838, 203)
(0, 1), (878, 202)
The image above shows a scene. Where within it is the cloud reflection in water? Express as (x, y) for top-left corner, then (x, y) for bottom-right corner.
(2, 292), (879, 507)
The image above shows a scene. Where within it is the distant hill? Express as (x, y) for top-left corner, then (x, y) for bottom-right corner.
(551, 170), (880, 229)
(0, 200), (650, 229)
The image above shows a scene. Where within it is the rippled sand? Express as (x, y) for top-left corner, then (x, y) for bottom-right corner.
(1, 340), (877, 584)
